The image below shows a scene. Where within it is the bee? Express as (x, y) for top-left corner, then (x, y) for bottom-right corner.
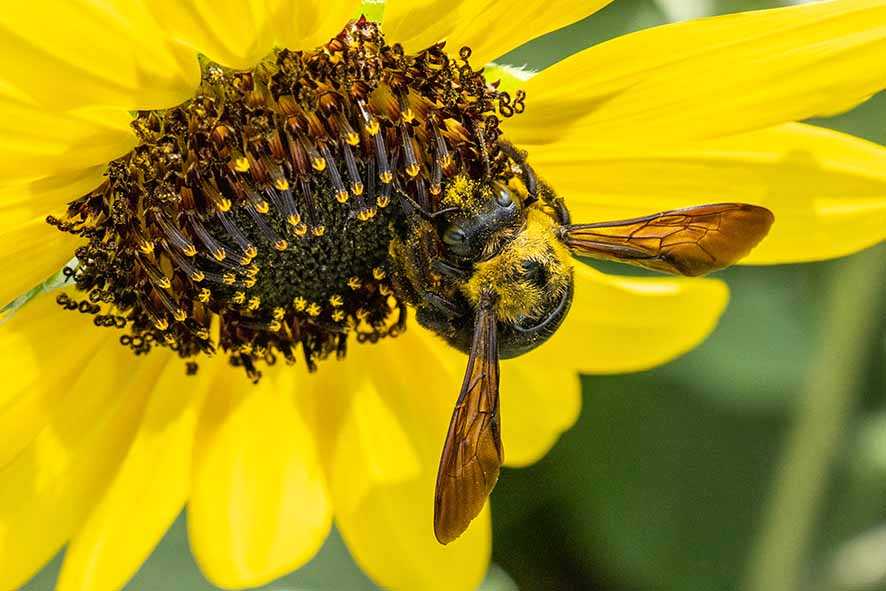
(389, 144), (774, 544)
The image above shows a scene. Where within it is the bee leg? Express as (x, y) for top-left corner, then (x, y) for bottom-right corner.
(415, 298), (472, 355)
(552, 197), (570, 225)
(432, 259), (471, 282)
(421, 290), (461, 317)
(524, 162), (538, 198)
(395, 300), (408, 331)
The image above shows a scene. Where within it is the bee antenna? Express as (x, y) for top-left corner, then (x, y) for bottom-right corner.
(394, 185), (456, 221)
(472, 120), (492, 179)
(497, 140), (537, 196)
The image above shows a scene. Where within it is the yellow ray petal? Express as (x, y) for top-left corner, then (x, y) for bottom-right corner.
(505, 0), (886, 146)
(382, 0), (613, 66)
(143, 0), (278, 70)
(0, 102), (134, 181)
(0, 168), (106, 307)
(500, 351), (582, 467)
(188, 368), (331, 589)
(0, 303), (168, 590)
(542, 264), (729, 375)
(0, 294), (107, 468)
(330, 377), (423, 515)
(0, 2), (198, 111)
(56, 356), (217, 591)
(314, 330), (490, 591)
(529, 123), (886, 264)
(0, 167), (105, 230)
(272, 0), (363, 52)
(0, 218), (79, 308)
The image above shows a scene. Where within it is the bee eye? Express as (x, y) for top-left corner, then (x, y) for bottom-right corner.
(521, 260), (548, 287)
(443, 225), (467, 246)
(495, 187), (514, 208)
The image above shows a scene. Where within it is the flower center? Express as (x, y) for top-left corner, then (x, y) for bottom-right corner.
(49, 17), (523, 380)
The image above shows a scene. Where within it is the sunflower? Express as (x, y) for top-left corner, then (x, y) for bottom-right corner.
(2, 0), (885, 590)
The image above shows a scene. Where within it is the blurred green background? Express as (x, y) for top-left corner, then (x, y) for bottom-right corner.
(24, 1), (886, 590)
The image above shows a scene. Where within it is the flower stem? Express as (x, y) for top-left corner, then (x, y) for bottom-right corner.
(743, 245), (886, 591)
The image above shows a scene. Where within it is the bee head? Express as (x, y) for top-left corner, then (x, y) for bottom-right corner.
(425, 176), (574, 358)
(458, 207), (574, 358)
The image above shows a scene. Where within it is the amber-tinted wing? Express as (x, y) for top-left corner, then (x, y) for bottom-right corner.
(563, 203), (774, 276)
(434, 300), (503, 545)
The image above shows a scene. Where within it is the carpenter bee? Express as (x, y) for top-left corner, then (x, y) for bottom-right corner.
(389, 144), (774, 544)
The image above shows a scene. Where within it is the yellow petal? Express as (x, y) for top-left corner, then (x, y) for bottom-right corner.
(0, 294), (107, 468)
(0, 218), (79, 308)
(505, 0), (886, 146)
(500, 350), (582, 467)
(188, 368), (332, 589)
(0, 168), (107, 307)
(0, 302), (168, 590)
(0, 167), (105, 232)
(143, 1), (277, 70)
(529, 122), (886, 264)
(0, 2), (198, 110)
(56, 356), (216, 591)
(272, 0), (363, 52)
(543, 263), (729, 374)
(315, 330), (490, 591)
(382, 0), (613, 66)
(330, 378), (423, 516)
(0, 102), (133, 180)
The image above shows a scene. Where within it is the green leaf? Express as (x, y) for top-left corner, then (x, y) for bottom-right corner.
(656, 264), (827, 408)
(658, 0), (797, 21)
(359, 0), (384, 22)
(493, 373), (787, 591)
(478, 565), (519, 591)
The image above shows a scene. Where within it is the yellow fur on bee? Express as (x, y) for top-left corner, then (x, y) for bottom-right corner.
(442, 174), (493, 214)
(463, 208), (573, 323)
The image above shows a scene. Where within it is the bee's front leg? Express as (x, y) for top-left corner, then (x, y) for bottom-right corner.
(414, 287), (473, 355)
(420, 289), (462, 317)
(432, 259), (471, 282)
